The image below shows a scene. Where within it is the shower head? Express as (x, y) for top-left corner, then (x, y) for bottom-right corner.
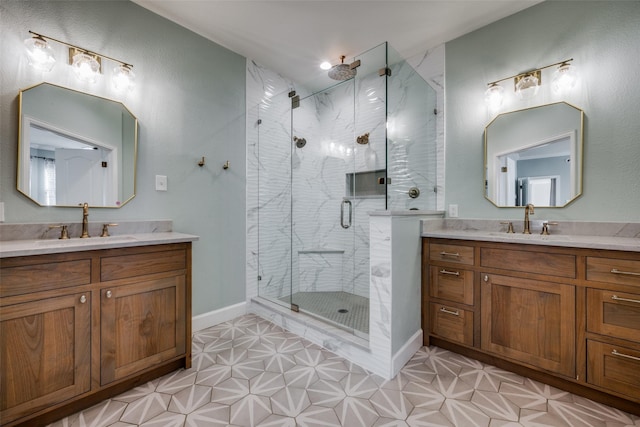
(328, 55), (357, 81)
(294, 136), (306, 148)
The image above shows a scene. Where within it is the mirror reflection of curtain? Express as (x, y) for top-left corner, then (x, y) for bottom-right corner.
(30, 155), (56, 205)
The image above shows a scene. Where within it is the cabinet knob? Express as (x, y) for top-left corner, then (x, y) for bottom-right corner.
(106, 290), (112, 298)
(80, 295), (87, 304)
(484, 275), (489, 282)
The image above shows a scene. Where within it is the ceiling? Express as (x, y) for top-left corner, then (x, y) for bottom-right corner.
(132, 0), (542, 85)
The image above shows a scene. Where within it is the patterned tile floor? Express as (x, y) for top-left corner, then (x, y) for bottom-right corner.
(48, 314), (640, 427)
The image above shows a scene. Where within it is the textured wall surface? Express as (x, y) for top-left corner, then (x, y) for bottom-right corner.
(0, 1), (247, 316)
(445, 1), (640, 221)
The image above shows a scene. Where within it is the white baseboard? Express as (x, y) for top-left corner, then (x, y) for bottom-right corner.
(192, 301), (247, 332)
(391, 329), (423, 377)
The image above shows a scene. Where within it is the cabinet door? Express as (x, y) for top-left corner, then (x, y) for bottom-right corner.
(481, 274), (575, 377)
(100, 275), (186, 385)
(1, 293), (91, 425)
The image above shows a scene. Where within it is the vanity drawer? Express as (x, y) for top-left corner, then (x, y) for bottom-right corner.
(429, 243), (475, 266)
(429, 302), (473, 346)
(587, 288), (640, 341)
(0, 259), (92, 297)
(101, 248), (186, 281)
(587, 340), (640, 400)
(429, 266), (474, 305)
(586, 257), (640, 287)
(480, 247), (576, 278)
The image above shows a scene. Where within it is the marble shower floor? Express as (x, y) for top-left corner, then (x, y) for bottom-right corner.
(47, 314), (639, 427)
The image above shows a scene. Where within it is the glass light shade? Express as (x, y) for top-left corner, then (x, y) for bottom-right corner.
(320, 61), (331, 70)
(515, 74), (540, 100)
(71, 52), (100, 83)
(552, 63), (578, 94)
(112, 64), (135, 90)
(24, 36), (56, 72)
(484, 83), (504, 111)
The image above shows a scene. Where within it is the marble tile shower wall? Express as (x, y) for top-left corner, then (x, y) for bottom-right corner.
(292, 82), (358, 297)
(246, 45), (445, 308)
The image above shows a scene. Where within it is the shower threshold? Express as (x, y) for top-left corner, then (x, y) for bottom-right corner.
(280, 291), (369, 337)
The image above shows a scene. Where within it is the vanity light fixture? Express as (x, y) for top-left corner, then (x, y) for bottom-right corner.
(485, 58), (575, 108)
(551, 61), (578, 94)
(70, 49), (101, 83)
(24, 33), (56, 71)
(112, 64), (136, 91)
(484, 83), (505, 111)
(24, 31), (135, 89)
(514, 70), (541, 100)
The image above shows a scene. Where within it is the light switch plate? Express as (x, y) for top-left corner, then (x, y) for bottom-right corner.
(448, 204), (459, 218)
(155, 175), (167, 191)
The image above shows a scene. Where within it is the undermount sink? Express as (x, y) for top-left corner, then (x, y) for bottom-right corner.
(486, 232), (569, 241)
(35, 235), (138, 246)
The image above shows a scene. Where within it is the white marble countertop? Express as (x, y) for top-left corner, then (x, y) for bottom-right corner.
(422, 218), (640, 252)
(422, 224), (640, 252)
(0, 232), (199, 258)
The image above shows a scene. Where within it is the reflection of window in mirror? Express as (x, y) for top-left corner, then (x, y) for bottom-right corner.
(29, 148), (56, 205)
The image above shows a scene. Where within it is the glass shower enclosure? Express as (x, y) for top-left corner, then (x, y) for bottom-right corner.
(256, 42), (437, 338)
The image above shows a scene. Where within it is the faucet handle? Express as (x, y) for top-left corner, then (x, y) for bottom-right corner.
(100, 223), (118, 237)
(49, 224), (70, 240)
(500, 221), (515, 234)
(540, 221), (559, 235)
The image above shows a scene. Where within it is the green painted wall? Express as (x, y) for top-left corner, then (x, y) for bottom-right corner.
(0, 1), (247, 315)
(445, 1), (640, 221)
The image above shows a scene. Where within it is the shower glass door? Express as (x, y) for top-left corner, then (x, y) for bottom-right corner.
(290, 43), (387, 338)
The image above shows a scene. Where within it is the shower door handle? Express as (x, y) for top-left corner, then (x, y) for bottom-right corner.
(341, 199), (352, 229)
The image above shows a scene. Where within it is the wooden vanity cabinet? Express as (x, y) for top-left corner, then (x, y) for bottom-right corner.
(0, 243), (192, 427)
(422, 237), (640, 415)
(100, 275), (186, 385)
(426, 242), (476, 347)
(480, 273), (575, 377)
(584, 254), (640, 402)
(0, 292), (91, 424)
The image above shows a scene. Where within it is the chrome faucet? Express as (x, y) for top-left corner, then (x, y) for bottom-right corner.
(80, 202), (90, 238)
(523, 203), (534, 234)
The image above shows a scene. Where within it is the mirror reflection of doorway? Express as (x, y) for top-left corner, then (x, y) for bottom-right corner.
(496, 131), (575, 207)
(28, 122), (117, 206)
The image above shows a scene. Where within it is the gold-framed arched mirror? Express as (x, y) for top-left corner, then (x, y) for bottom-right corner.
(484, 102), (584, 207)
(17, 83), (138, 208)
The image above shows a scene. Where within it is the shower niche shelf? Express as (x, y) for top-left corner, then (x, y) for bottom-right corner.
(346, 169), (386, 199)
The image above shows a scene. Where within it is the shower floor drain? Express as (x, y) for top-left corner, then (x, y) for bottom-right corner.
(337, 309), (349, 314)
